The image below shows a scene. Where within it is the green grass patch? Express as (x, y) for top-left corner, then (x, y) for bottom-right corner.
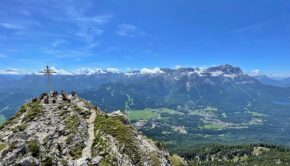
(168, 154), (184, 166)
(128, 109), (158, 121)
(16, 124), (28, 132)
(64, 114), (84, 159)
(92, 132), (114, 165)
(24, 101), (42, 122)
(150, 152), (161, 166)
(94, 113), (142, 164)
(27, 140), (40, 158)
(128, 108), (182, 121)
(0, 143), (7, 151)
(65, 115), (80, 133)
(69, 144), (85, 159)
(159, 108), (184, 115)
(198, 125), (222, 130)
(190, 106), (218, 115)
(15, 104), (29, 119)
(74, 106), (91, 119)
(247, 111), (268, 117)
(61, 160), (68, 166)
(42, 156), (53, 166)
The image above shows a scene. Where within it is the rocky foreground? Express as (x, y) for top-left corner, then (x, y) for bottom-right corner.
(0, 92), (186, 166)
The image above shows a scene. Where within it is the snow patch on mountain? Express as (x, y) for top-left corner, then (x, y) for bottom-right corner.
(210, 71), (224, 77)
(140, 68), (164, 74)
(193, 68), (206, 77)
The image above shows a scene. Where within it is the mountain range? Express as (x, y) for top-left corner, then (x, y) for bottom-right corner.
(1, 65), (290, 151)
(255, 75), (290, 87)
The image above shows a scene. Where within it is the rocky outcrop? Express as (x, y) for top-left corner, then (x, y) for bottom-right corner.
(0, 92), (186, 166)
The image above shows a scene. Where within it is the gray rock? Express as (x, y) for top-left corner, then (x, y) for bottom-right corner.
(92, 156), (103, 165)
(74, 157), (89, 166)
(16, 156), (35, 166)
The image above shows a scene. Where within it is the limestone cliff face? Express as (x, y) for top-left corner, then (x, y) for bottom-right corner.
(0, 92), (186, 166)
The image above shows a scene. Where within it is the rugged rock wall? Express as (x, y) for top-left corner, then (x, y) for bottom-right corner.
(0, 92), (186, 166)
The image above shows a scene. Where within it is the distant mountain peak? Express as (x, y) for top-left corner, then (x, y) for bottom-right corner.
(255, 75), (290, 87)
(136, 64), (244, 76)
(207, 64), (243, 75)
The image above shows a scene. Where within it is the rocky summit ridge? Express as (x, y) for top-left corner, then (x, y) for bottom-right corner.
(0, 92), (186, 166)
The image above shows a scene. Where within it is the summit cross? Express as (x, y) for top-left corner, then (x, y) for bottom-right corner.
(39, 66), (56, 92)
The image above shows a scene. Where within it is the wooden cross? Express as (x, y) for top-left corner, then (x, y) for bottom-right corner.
(39, 66), (56, 92)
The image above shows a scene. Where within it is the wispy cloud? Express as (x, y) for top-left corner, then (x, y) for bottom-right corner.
(52, 1), (112, 43)
(116, 24), (146, 37)
(50, 67), (73, 75)
(48, 67), (120, 75)
(69, 14), (112, 42)
(0, 19), (40, 30)
(42, 49), (91, 58)
(248, 69), (262, 76)
(50, 39), (68, 49)
(0, 68), (24, 75)
(0, 0), (113, 60)
(0, 22), (23, 30)
(40, 1), (113, 58)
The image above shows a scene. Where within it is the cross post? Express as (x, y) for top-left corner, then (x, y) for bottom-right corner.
(39, 66), (56, 92)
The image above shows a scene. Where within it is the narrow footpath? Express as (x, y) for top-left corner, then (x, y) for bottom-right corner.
(82, 108), (96, 158)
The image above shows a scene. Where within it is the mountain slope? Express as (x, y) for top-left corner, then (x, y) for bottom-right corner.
(255, 75), (290, 87)
(0, 92), (185, 165)
(79, 65), (290, 113)
(1, 65), (290, 118)
(77, 65), (290, 150)
(1, 65), (290, 152)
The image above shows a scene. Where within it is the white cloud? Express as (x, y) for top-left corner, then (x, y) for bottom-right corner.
(116, 24), (136, 36)
(42, 11), (112, 58)
(87, 42), (99, 49)
(0, 22), (23, 30)
(265, 73), (290, 79)
(248, 69), (262, 76)
(116, 24), (145, 37)
(198, 65), (208, 70)
(72, 67), (119, 75)
(0, 20), (40, 31)
(106, 67), (119, 73)
(50, 67), (73, 75)
(0, 68), (25, 75)
(51, 39), (68, 49)
(58, 1), (112, 43)
(74, 68), (102, 75)
(37, 67), (103, 75)
(140, 68), (164, 74)
(2, 1), (112, 60)
(42, 49), (90, 58)
(72, 15), (112, 42)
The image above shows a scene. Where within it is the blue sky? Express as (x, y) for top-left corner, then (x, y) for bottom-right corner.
(0, 0), (290, 76)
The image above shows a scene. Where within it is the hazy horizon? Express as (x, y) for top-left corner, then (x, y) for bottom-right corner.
(0, 64), (288, 79)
